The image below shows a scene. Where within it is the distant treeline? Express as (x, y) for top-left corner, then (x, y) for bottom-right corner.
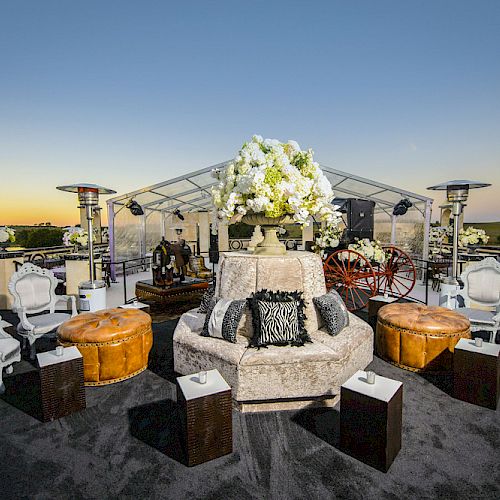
(14, 227), (65, 248)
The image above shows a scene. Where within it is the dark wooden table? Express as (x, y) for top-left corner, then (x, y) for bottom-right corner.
(340, 370), (403, 472)
(454, 338), (500, 410)
(135, 279), (209, 307)
(176, 369), (232, 466)
(368, 295), (398, 329)
(36, 346), (86, 422)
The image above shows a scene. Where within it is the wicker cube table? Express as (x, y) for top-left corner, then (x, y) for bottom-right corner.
(176, 369), (232, 466)
(454, 338), (500, 410)
(368, 295), (398, 328)
(37, 346), (86, 422)
(340, 370), (402, 472)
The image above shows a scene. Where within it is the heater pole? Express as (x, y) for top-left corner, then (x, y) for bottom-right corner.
(86, 204), (95, 283)
(451, 201), (462, 281)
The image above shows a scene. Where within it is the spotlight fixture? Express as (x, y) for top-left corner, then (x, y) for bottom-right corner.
(173, 209), (185, 221)
(392, 198), (412, 216)
(175, 228), (183, 235)
(126, 199), (144, 216)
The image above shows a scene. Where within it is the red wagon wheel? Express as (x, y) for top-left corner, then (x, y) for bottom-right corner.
(323, 249), (378, 311)
(378, 246), (416, 298)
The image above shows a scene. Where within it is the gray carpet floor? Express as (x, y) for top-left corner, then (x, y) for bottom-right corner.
(0, 312), (499, 500)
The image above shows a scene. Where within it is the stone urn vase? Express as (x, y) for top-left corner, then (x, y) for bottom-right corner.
(241, 214), (294, 255)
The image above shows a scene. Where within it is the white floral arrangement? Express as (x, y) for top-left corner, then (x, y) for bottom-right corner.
(63, 227), (89, 247)
(0, 226), (16, 244)
(344, 238), (388, 265)
(313, 224), (343, 258)
(458, 226), (489, 247)
(211, 135), (342, 227)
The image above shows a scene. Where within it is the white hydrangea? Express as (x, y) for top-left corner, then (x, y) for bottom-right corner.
(63, 227), (89, 247)
(0, 226), (15, 244)
(344, 238), (388, 264)
(211, 135), (342, 230)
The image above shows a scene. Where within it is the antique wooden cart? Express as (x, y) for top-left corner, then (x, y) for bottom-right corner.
(323, 246), (417, 311)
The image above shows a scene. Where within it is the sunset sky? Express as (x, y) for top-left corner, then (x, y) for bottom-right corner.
(1, 0), (499, 226)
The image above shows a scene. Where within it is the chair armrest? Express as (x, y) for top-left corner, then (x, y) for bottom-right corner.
(55, 295), (78, 316)
(16, 307), (35, 333)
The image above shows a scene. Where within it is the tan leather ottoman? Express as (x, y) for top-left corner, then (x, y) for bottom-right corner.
(57, 308), (153, 386)
(376, 303), (470, 372)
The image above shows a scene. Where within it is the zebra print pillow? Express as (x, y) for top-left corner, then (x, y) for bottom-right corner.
(313, 289), (349, 336)
(248, 289), (310, 348)
(200, 298), (246, 343)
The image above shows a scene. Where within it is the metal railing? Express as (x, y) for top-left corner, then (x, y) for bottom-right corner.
(94, 256), (153, 304)
(12, 244), (109, 268)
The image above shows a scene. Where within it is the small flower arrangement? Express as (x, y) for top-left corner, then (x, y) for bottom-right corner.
(346, 238), (388, 265)
(458, 226), (489, 247)
(211, 135), (342, 227)
(313, 224), (343, 258)
(63, 227), (89, 247)
(0, 226), (16, 244)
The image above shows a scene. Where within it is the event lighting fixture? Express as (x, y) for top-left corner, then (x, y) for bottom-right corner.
(173, 209), (185, 221)
(126, 199), (144, 216)
(392, 198), (412, 216)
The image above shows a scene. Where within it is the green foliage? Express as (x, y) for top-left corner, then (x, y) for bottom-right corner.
(15, 227), (65, 248)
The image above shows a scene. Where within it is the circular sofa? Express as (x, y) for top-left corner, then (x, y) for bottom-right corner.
(173, 251), (373, 412)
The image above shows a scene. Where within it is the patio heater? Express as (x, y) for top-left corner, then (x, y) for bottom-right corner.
(427, 180), (490, 307)
(57, 183), (116, 312)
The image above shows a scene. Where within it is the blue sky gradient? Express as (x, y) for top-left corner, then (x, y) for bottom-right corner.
(1, 0), (499, 224)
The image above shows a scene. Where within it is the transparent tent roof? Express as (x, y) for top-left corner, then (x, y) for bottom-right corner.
(108, 161), (433, 216)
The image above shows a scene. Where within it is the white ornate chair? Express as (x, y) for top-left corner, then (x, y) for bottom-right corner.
(8, 263), (77, 359)
(0, 317), (21, 393)
(448, 257), (500, 343)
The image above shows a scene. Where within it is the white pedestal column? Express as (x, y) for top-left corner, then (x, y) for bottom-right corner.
(65, 256), (102, 296)
(0, 252), (24, 309)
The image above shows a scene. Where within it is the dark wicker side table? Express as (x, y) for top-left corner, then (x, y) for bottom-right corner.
(176, 369), (232, 466)
(36, 346), (86, 422)
(340, 370), (403, 472)
(367, 295), (398, 329)
(454, 338), (500, 410)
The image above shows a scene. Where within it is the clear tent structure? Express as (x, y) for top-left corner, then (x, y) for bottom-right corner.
(107, 162), (433, 265)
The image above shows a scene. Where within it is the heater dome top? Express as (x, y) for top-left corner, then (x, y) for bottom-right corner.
(427, 180), (491, 191)
(56, 183), (116, 194)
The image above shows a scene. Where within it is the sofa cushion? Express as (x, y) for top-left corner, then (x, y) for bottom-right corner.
(310, 313), (372, 360)
(240, 339), (337, 366)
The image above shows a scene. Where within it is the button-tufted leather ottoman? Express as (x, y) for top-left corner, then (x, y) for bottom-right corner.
(376, 303), (470, 372)
(57, 308), (153, 386)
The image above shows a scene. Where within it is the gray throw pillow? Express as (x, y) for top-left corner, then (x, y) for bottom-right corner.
(313, 289), (349, 336)
(198, 287), (215, 313)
